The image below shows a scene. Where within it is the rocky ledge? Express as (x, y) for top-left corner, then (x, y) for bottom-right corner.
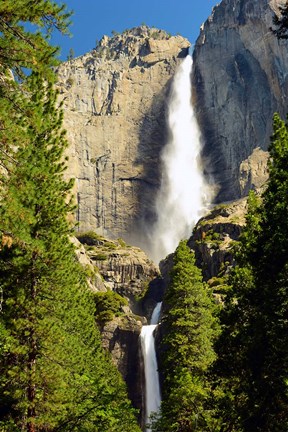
(188, 198), (248, 281)
(76, 232), (159, 310)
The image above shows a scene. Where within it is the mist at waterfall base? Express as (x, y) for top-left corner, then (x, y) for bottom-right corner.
(140, 303), (162, 431)
(148, 55), (214, 264)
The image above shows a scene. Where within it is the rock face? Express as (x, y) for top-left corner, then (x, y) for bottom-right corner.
(188, 199), (247, 281)
(57, 27), (190, 241)
(75, 233), (160, 422)
(239, 147), (269, 196)
(193, 0), (288, 202)
(75, 233), (160, 310)
(101, 316), (145, 425)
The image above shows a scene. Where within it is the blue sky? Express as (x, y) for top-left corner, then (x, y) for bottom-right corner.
(53, 0), (219, 60)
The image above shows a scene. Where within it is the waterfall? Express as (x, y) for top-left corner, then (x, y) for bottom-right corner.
(149, 54), (214, 263)
(140, 302), (162, 431)
(140, 55), (214, 430)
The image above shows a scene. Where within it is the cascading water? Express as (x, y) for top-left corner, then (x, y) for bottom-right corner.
(140, 302), (162, 431)
(140, 55), (214, 430)
(148, 54), (213, 264)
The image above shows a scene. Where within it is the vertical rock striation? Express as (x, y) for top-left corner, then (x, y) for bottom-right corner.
(193, 0), (288, 201)
(57, 27), (190, 241)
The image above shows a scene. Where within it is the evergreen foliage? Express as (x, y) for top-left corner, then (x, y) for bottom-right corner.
(0, 0), (70, 78)
(152, 241), (220, 431)
(0, 0), (70, 173)
(213, 113), (288, 431)
(0, 2), (140, 430)
(94, 290), (128, 324)
(0, 72), (140, 432)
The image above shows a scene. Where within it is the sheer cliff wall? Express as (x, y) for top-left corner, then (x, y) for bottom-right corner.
(57, 27), (189, 240)
(193, 0), (288, 202)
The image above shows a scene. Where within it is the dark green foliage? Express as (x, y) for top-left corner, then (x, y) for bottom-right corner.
(94, 291), (128, 324)
(0, 0), (71, 79)
(76, 230), (104, 245)
(0, 0), (70, 176)
(213, 114), (288, 431)
(152, 241), (220, 431)
(92, 253), (107, 261)
(0, 73), (140, 431)
(0, 3), (140, 428)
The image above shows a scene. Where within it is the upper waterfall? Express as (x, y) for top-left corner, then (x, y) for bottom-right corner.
(148, 55), (213, 263)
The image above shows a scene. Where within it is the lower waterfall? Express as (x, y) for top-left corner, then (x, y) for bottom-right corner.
(140, 303), (162, 431)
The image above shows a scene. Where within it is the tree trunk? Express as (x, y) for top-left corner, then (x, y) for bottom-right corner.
(27, 266), (37, 432)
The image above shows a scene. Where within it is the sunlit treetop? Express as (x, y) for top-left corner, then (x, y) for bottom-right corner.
(0, 0), (72, 79)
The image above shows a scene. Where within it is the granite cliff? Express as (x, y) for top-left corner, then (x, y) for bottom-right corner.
(57, 27), (189, 241)
(57, 5), (288, 242)
(73, 232), (160, 422)
(193, 0), (288, 202)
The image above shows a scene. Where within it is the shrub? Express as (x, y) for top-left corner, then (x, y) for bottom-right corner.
(94, 291), (128, 323)
(76, 231), (104, 245)
(92, 253), (107, 261)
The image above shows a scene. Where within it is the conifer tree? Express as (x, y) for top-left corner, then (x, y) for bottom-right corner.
(214, 113), (288, 431)
(0, 0), (70, 172)
(152, 241), (220, 431)
(0, 0), (71, 78)
(0, 2), (141, 430)
(0, 72), (140, 432)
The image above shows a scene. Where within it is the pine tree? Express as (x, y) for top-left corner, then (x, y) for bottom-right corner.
(214, 114), (288, 431)
(244, 113), (288, 431)
(0, 3), (140, 430)
(0, 73), (140, 431)
(0, 0), (71, 78)
(152, 241), (220, 431)
(210, 193), (261, 432)
(0, 0), (70, 175)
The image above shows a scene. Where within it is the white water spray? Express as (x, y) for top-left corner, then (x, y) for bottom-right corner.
(140, 56), (214, 430)
(149, 55), (213, 263)
(140, 303), (162, 431)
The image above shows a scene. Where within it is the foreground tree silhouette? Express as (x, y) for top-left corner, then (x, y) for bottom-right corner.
(214, 113), (288, 431)
(0, 3), (140, 430)
(0, 0), (70, 173)
(0, 73), (140, 432)
(152, 241), (220, 431)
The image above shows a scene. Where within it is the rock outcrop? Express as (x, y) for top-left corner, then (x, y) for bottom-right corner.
(76, 234), (160, 310)
(193, 0), (288, 202)
(57, 27), (190, 241)
(74, 232), (160, 421)
(188, 198), (248, 281)
(101, 316), (145, 425)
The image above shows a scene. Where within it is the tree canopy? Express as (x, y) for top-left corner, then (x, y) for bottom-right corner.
(152, 241), (220, 431)
(212, 113), (288, 431)
(0, 2), (140, 431)
(0, 0), (70, 78)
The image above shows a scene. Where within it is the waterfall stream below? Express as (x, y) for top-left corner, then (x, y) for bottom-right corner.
(140, 303), (162, 431)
